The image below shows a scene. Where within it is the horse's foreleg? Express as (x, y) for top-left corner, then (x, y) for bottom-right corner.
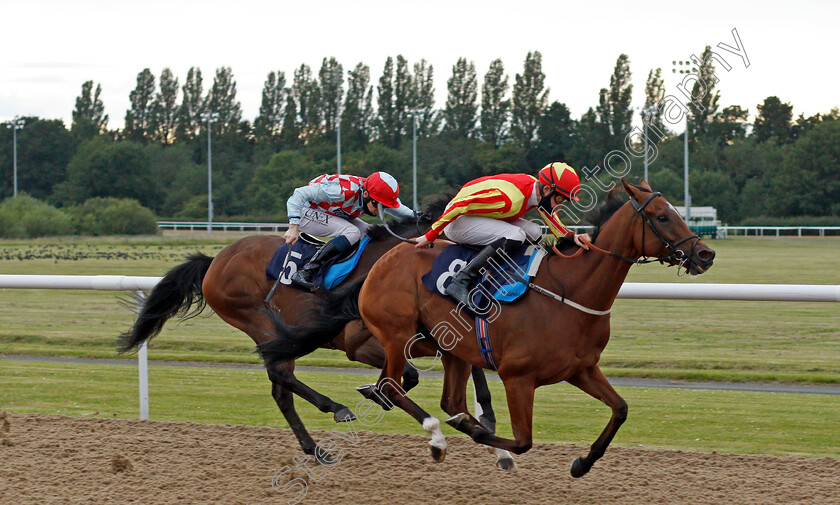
(566, 365), (628, 478)
(401, 363), (420, 393)
(268, 363), (355, 423)
(471, 366), (496, 433)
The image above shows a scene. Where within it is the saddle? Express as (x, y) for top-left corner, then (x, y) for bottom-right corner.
(421, 243), (546, 307)
(266, 233), (371, 291)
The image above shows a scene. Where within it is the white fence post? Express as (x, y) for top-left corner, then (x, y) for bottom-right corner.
(135, 290), (149, 420)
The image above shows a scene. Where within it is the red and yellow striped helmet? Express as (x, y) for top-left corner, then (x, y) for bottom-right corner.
(538, 162), (581, 202)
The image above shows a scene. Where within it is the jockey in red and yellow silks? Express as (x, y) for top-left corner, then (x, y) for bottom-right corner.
(415, 162), (591, 307)
(422, 173), (574, 242)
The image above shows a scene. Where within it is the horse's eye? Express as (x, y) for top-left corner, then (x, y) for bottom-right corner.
(657, 214), (668, 222)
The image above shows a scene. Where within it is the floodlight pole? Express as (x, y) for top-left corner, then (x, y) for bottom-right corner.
(201, 112), (219, 233)
(643, 108), (650, 182)
(672, 60), (694, 222)
(407, 109), (422, 211)
(684, 114), (691, 222)
(335, 69), (342, 175)
(7, 117), (24, 197)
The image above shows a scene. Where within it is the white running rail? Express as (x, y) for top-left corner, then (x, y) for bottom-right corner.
(1, 275), (839, 421)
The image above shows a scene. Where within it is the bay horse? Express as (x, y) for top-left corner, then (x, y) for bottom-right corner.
(259, 179), (715, 475)
(117, 196), (507, 466)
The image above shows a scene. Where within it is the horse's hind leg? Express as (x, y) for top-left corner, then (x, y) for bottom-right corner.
(343, 324), (419, 393)
(566, 365), (628, 478)
(356, 335), (448, 463)
(439, 355), (516, 472)
(214, 303), (355, 423)
(446, 373), (536, 456)
(269, 381), (328, 463)
(401, 363), (420, 392)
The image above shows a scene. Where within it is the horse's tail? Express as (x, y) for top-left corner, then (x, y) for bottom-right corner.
(117, 253), (214, 353)
(257, 277), (365, 367)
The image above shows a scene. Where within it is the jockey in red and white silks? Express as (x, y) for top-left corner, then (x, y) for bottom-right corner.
(284, 172), (415, 290)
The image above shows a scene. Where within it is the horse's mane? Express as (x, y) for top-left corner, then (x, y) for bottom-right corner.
(367, 189), (458, 241)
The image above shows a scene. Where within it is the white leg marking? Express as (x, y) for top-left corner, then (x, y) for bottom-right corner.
(422, 417), (447, 450)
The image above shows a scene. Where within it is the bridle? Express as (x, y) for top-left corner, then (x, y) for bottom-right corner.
(554, 191), (701, 274)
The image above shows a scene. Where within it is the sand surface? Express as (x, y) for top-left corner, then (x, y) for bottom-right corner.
(0, 411), (837, 505)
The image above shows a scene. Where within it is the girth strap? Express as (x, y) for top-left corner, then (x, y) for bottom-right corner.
(475, 316), (498, 370)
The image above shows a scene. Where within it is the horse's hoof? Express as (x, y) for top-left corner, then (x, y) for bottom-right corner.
(305, 446), (335, 465)
(333, 407), (356, 423)
(497, 457), (517, 473)
(570, 457), (589, 478)
(315, 450), (335, 465)
(429, 445), (446, 463)
(445, 412), (469, 431)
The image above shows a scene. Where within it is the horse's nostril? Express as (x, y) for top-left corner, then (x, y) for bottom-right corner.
(698, 249), (715, 261)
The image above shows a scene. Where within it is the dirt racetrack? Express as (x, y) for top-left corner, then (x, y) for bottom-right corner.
(0, 412), (837, 505)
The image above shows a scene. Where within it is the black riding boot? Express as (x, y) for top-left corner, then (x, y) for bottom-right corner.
(291, 237), (349, 291)
(445, 238), (523, 307)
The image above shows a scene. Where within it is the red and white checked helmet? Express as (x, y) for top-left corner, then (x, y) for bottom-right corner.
(365, 171), (401, 208)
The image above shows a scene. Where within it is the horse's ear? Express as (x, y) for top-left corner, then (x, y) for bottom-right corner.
(620, 178), (639, 198)
(639, 179), (652, 191)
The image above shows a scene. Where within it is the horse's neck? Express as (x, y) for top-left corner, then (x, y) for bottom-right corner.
(546, 206), (639, 310)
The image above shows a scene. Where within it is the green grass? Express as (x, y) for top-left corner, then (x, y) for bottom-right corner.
(0, 236), (838, 383)
(1, 360), (837, 458)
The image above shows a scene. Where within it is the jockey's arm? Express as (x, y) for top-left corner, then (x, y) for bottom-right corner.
(538, 207), (590, 250)
(423, 195), (503, 242)
(383, 201), (416, 221)
(286, 184), (335, 225)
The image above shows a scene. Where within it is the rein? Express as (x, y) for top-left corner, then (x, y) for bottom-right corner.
(552, 192), (700, 273)
(376, 203), (433, 248)
(552, 237), (637, 263)
(531, 190), (702, 314)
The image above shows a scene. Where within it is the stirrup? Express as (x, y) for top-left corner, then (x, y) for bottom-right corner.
(290, 269), (317, 290)
(445, 277), (474, 307)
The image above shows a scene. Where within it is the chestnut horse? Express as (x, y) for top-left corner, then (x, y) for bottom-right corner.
(259, 179), (715, 475)
(117, 198), (503, 465)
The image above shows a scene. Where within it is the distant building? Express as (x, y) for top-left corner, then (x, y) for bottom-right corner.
(674, 206), (724, 238)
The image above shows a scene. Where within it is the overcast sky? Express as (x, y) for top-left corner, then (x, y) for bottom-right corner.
(2, 0), (837, 130)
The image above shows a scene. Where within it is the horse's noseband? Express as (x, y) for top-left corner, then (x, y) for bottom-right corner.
(630, 192), (700, 270)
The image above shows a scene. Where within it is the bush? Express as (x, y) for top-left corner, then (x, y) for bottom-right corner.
(0, 194), (74, 238)
(66, 197), (159, 235)
(55, 139), (156, 208)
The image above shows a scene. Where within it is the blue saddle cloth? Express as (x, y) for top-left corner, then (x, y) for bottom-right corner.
(266, 236), (371, 291)
(421, 243), (544, 305)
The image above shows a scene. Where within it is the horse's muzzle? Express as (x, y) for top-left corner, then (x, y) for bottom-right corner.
(688, 245), (715, 275)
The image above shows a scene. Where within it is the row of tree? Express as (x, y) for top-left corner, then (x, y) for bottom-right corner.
(2, 50), (838, 225)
